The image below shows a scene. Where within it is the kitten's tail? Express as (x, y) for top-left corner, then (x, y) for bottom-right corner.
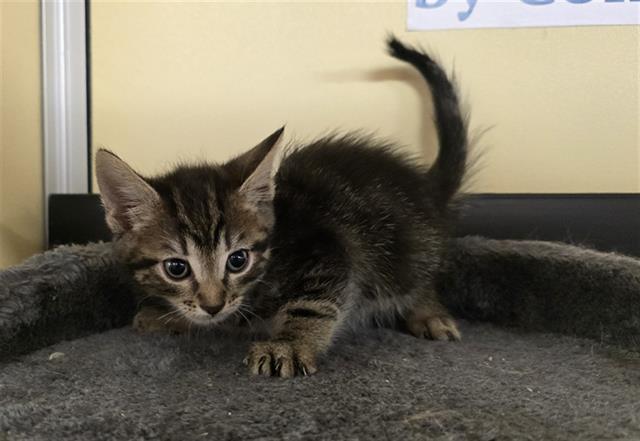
(387, 36), (468, 208)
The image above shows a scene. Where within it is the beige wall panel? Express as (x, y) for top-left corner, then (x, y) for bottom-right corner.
(91, 2), (639, 193)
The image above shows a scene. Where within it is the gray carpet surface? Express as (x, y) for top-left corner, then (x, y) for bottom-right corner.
(0, 243), (135, 359)
(1, 237), (640, 440)
(1, 323), (639, 441)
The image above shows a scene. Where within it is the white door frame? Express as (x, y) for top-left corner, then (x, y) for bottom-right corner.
(41, 0), (90, 242)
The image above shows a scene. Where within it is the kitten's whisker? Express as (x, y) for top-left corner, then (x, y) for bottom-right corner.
(163, 314), (180, 325)
(236, 308), (253, 331)
(162, 309), (184, 326)
(239, 304), (265, 325)
(157, 309), (180, 322)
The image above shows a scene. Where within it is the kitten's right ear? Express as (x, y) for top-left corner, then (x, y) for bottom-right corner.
(95, 149), (160, 234)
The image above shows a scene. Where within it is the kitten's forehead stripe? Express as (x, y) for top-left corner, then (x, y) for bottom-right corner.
(224, 228), (232, 250)
(166, 177), (227, 252)
(212, 182), (227, 249)
(179, 236), (188, 256)
(147, 164), (246, 253)
(212, 216), (225, 249)
(171, 187), (193, 233)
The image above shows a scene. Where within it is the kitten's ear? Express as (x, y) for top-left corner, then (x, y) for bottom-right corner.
(229, 127), (284, 205)
(95, 149), (160, 234)
(225, 127), (284, 181)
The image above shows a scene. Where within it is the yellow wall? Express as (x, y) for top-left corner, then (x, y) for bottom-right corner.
(0, 0), (43, 268)
(91, 1), (639, 193)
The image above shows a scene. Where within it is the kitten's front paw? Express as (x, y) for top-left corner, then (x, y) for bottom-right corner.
(407, 316), (461, 342)
(244, 341), (318, 378)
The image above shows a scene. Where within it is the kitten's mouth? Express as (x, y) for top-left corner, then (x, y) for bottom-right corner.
(184, 303), (241, 327)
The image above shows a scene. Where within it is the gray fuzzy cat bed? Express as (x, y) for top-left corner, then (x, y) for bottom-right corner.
(1, 237), (639, 441)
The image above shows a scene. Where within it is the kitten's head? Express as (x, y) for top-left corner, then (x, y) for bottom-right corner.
(95, 128), (284, 326)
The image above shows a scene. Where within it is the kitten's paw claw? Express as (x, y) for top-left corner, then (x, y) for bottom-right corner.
(246, 341), (317, 378)
(408, 316), (461, 342)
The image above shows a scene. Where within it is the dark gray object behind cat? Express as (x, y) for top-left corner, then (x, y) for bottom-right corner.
(94, 37), (468, 377)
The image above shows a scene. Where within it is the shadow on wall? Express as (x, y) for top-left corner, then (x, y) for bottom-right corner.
(317, 65), (438, 164)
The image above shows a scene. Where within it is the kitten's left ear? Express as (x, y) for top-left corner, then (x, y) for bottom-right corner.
(229, 127), (284, 204)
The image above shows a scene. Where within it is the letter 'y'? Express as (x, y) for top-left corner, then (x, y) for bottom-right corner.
(458, 0), (478, 21)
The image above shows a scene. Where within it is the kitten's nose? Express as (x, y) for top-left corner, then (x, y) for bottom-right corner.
(201, 303), (224, 316)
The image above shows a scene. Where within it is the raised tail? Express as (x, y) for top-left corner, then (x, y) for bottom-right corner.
(387, 36), (468, 208)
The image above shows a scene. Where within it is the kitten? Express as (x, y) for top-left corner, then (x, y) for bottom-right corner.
(95, 37), (468, 378)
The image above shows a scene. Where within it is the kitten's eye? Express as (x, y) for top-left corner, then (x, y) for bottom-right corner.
(163, 258), (191, 280)
(226, 250), (249, 273)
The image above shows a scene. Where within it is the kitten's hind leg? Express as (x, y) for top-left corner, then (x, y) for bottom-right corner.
(244, 299), (340, 378)
(405, 296), (461, 342)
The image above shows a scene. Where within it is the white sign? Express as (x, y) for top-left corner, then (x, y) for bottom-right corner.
(408, 0), (640, 30)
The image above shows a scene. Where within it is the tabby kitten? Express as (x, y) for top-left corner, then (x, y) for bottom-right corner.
(96, 37), (468, 378)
